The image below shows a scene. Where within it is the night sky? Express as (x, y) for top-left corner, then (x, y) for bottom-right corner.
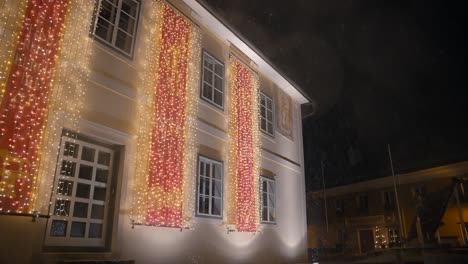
(201, 0), (468, 190)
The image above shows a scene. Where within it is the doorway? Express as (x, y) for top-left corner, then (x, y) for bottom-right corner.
(359, 229), (375, 254)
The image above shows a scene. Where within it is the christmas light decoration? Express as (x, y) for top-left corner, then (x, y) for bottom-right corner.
(0, 0), (28, 105)
(33, 0), (95, 215)
(226, 56), (261, 232)
(131, 1), (201, 228)
(0, 0), (70, 213)
(0, 0), (94, 214)
(374, 226), (388, 249)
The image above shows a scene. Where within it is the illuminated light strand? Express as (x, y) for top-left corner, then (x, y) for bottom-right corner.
(33, 0), (95, 215)
(226, 56), (261, 232)
(0, 0), (70, 213)
(131, 1), (200, 228)
(130, 0), (165, 226)
(182, 21), (201, 229)
(0, 0), (28, 105)
(145, 4), (192, 227)
(0, 0), (94, 214)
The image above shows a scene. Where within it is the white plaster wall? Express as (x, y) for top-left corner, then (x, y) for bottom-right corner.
(0, 1), (308, 263)
(117, 156), (307, 264)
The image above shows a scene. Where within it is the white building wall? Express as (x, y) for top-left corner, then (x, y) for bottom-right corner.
(0, 1), (308, 263)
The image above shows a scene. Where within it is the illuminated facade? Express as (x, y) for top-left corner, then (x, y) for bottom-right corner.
(0, 0), (309, 263)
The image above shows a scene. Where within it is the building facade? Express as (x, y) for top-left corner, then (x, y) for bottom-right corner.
(0, 0), (310, 263)
(307, 161), (468, 256)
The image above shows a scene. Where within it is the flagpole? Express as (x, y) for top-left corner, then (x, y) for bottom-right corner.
(388, 144), (404, 243)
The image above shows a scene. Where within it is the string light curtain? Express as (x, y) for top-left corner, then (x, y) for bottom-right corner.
(0, 0), (94, 214)
(131, 1), (201, 228)
(226, 56), (261, 232)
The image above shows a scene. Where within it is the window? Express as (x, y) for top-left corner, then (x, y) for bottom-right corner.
(45, 134), (115, 247)
(382, 190), (395, 209)
(335, 199), (344, 216)
(93, 0), (140, 57)
(356, 194), (368, 213)
(388, 228), (401, 246)
(261, 176), (276, 223)
(197, 156), (223, 217)
(201, 52), (224, 108)
(259, 92), (274, 136)
(412, 185), (426, 198)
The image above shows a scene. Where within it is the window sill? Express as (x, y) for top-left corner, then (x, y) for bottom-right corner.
(41, 250), (112, 258)
(194, 215), (223, 224)
(200, 96), (224, 112)
(260, 132), (276, 144)
(198, 98), (226, 116)
(92, 40), (137, 69)
(260, 222), (277, 231)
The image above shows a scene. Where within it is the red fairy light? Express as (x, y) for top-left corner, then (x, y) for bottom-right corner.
(145, 5), (192, 228)
(229, 59), (260, 232)
(0, 0), (69, 213)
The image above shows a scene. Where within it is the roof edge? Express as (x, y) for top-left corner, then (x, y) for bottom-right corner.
(310, 161), (468, 197)
(182, 0), (312, 104)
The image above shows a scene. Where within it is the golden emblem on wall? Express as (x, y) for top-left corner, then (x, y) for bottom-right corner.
(276, 88), (293, 140)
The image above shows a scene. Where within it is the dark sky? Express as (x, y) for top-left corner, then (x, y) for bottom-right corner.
(201, 0), (468, 190)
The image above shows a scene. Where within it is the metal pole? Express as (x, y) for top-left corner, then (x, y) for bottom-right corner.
(453, 181), (468, 246)
(321, 160), (329, 233)
(388, 144), (404, 243)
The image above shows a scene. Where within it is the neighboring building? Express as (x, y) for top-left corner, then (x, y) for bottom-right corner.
(308, 161), (468, 256)
(0, 1), (310, 263)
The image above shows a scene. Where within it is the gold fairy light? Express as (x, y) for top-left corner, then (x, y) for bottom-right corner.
(0, 0), (94, 214)
(226, 56), (261, 232)
(33, 0), (95, 214)
(130, 1), (201, 228)
(0, 0), (27, 104)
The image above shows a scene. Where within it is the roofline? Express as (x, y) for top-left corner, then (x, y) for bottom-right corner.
(182, 0), (312, 104)
(310, 161), (468, 197)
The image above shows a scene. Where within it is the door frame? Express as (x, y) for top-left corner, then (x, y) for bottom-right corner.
(357, 227), (375, 254)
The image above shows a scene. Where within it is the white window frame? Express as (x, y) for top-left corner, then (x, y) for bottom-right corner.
(92, 0), (140, 57)
(45, 134), (115, 247)
(196, 156), (223, 218)
(201, 52), (225, 109)
(259, 92), (275, 136)
(261, 176), (276, 223)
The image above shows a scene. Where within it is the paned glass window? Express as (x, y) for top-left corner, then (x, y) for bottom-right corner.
(261, 176), (276, 223)
(45, 134), (114, 247)
(197, 156), (223, 217)
(260, 92), (274, 136)
(201, 52), (224, 108)
(93, 0), (140, 57)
